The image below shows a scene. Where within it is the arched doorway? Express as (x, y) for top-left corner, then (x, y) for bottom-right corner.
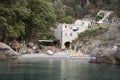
(64, 41), (71, 49)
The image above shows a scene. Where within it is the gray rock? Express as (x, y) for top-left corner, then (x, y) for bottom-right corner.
(0, 42), (20, 57)
(19, 45), (27, 54)
(91, 45), (120, 64)
(0, 42), (11, 50)
(114, 44), (120, 61)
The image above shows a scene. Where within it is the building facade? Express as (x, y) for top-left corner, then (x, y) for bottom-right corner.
(54, 19), (94, 49)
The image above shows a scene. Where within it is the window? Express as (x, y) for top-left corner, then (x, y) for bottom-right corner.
(73, 28), (78, 32)
(73, 29), (77, 32)
(65, 25), (67, 28)
(70, 33), (72, 36)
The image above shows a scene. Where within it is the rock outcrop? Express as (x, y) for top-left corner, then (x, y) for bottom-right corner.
(75, 23), (120, 64)
(89, 35), (120, 64)
(0, 42), (20, 60)
(94, 44), (120, 64)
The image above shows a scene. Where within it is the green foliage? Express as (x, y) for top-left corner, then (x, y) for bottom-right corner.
(13, 7), (30, 20)
(0, 0), (119, 42)
(99, 42), (109, 47)
(77, 27), (108, 45)
(118, 26), (120, 30)
(0, 6), (23, 40)
(114, 3), (120, 18)
(79, 27), (108, 38)
(96, 15), (102, 22)
(96, 12), (105, 21)
(104, 36), (119, 41)
(53, 0), (66, 22)
(0, 0), (56, 42)
(46, 0), (120, 23)
(60, 16), (74, 24)
(25, 0), (56, 40)
(48, 0), (120, 19)
(98, 12), (105, 17)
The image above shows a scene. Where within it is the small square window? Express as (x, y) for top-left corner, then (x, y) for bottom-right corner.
(70, 33), (72, 36)
(65, 25), (67, 28)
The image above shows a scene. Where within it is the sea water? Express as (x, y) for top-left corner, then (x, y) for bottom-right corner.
(0, 58), (120, 80)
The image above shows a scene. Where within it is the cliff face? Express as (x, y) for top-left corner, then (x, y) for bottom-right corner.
(95, 43), (120, 64)
(76, 23), (120, 64)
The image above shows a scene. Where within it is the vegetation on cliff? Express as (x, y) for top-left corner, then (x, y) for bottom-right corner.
(73, 23), (120, 64)
(46, 0), (120, 20)
(73, 27), (108, 45)
(0, 0), (119, 43)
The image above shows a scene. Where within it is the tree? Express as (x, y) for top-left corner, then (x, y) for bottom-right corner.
(0, 0), (30, 42)
(53, 0), (65, 22)
(60, 16), (74, 24)
(25, 0), (56, 40)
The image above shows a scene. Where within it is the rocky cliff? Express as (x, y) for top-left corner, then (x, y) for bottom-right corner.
(75, 23), (120, 64)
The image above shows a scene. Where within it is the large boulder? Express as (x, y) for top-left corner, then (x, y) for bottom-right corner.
(0, 42), (11, 50)
(0, 42), (20, 59)
(19, 45), (28, 54)
(90, 44), (120, 64)
(114, 44), (120, 63)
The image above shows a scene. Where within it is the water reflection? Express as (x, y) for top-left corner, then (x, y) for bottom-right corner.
(59, 59), (90, 80)
(0, 58), (120, 80)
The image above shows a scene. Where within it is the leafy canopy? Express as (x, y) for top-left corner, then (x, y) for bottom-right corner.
(0, 0), (56, 42)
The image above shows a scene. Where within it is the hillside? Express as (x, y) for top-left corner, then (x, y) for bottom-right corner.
(46, 0), (120, 23)
(0, 0), (119, 43)
(74, 23), (120, 64)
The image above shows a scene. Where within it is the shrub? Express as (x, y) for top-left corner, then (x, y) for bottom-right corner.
(79, 27), (108, 38)
(99, 42), (109, 47)
(104, 36), (119, 41)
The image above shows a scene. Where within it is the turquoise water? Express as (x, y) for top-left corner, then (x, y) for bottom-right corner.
(0, 58), (120, 80)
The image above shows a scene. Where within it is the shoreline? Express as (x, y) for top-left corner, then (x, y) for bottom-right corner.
(18, 52), (91, 60)
(0, 54), (18, 61)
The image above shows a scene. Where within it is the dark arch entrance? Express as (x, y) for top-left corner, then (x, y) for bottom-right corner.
(64, 42), (71, 49)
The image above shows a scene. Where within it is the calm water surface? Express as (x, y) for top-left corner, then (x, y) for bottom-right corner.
(0, 58), (120, 80)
